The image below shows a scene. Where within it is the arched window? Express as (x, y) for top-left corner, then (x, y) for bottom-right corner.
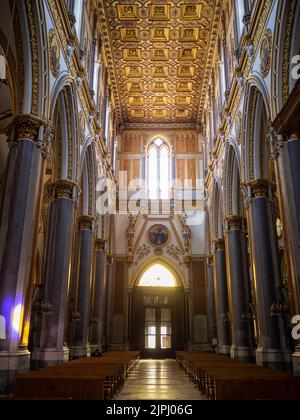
(138, 264), (177, 287)
(147, 138), (171, 199)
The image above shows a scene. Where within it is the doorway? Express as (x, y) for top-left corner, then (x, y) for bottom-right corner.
(131, 287), (186, 358)
(145, 307), (172, 351)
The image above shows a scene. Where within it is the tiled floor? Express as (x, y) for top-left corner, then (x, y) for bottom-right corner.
(115, 359), (203, 400)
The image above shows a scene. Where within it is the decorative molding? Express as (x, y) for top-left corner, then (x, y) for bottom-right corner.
(260, 29), (272, 78)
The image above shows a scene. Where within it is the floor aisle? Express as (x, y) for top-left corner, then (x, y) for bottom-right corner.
(116, 359), (203, 400)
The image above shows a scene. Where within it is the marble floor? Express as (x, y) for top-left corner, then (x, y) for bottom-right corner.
(115, 359), (203, 400)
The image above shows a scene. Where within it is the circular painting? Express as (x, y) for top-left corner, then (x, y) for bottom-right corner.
(148, 225), (170, 248)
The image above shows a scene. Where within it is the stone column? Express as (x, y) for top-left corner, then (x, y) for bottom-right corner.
(207, 256), (216, 349)
(90, 239), (107, 354)
(213, 239), (231, 356)
(247, 179), (283, 369)
(70, 216), (94, 359)
(105, 256), (114, 351)
(226, 216), (255, 362)
(277, 134), (300, 374)
(0, 115), (48, 392)
(32, 180), (78, 367)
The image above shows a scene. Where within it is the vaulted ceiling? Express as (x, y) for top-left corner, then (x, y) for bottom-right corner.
(98, 1), (221, 126)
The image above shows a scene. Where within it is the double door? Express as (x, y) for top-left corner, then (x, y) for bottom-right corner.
(145, 307), (172, 352)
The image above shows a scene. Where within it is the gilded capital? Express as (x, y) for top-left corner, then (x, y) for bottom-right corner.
(214, 238), (225, 252)
(48, 180), (78, 201)
(78, 215), (94, 231)
(95, 238), (106, 251)
(8, 115), (44, 142)
(226, 215), (243, 231)
(247, 179), (273, 198)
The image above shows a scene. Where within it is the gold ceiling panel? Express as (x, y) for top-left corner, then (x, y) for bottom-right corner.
(129, 97), (145, 106)
(100, 0), (220, 123)
(180, 4), (202, 20)
(149, 5), (171, 20)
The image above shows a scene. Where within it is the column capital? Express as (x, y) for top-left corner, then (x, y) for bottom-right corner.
(214, 238), (225, 252)
(5, 115), (52, 159)
(226, 215), (244, 231)
(78, 215), (95, 231)
(247, 179), (275, 199)
(6, 114), (45, 141)
(47, 180), (78, 201)
(288, 133), (300, 141)
(95, 238), (106, 251)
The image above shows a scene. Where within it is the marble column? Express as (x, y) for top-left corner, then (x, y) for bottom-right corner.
(0, 115), (48, 392)
(247, 179), (283, 369)
(213, 239), (231, 356)
(90, 239), (107, 354)
(105, 257), (114, 351)
(32, 180), (78, 367)
(207, 256), (216, 349)
(278, 134), (300, 374)
(226, 216), (255, 362)
(70, 216), (94, 359)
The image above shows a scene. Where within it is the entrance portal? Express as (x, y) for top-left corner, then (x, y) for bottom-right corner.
(130, 264), (186, 358)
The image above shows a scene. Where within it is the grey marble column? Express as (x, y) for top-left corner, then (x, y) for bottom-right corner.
(226, 216), (255, 362)
(278, 134), (300, 374)
(105, 257), (114, 351)
(70, 216), (94, 359)
(0, 116), (48, 392)
(213, 239), (231, 356)
(247, 179), (283, 369)
(32, 180), (77, 367)
(90, 239), (107, 354)
(207, 256), (216, 349)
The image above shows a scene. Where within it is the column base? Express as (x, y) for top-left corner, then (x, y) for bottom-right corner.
(217, 345), (231, 357)
(292, 347), (300, 376)
(230, 346), (256, 363)
(70, 345), (91, 359)
(255, 347), (284, 370)
(0, 350), (30, 394)
(31, 347), (69, 368)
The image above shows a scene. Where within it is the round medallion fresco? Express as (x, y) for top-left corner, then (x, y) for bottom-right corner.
(148, 225), (170, 248)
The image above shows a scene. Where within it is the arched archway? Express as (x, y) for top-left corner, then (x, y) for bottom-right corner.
(131, 261), (186, 358)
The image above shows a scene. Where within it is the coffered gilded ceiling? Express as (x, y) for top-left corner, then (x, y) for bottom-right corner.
(98, 1), (221, 125)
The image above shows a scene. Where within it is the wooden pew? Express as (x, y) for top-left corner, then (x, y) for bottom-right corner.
(13, 352), (140, 400)
(176, 352), (300, 400)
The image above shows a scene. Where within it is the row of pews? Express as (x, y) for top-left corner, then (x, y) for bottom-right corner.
(12, 352), (140, 400)
(176, 352), (300, 400)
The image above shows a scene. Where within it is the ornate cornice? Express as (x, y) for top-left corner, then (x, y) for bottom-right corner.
(273, 79), (300, 136)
